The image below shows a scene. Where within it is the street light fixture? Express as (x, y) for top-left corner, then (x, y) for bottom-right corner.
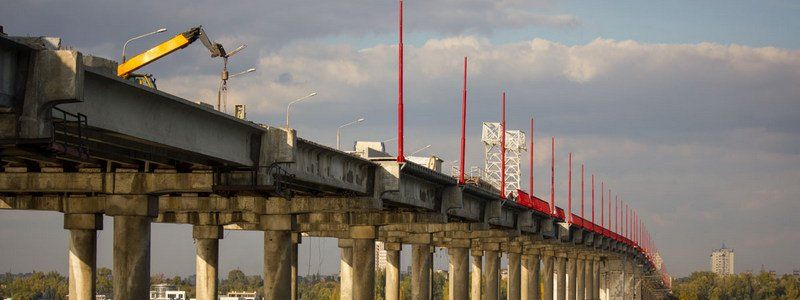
(285, 92), (318, 128)
(229, 68), (256, 78)
(337, 118), (365, 150)
(217, 44), (249, 112)
(121, 27), (167, 62)
(410, 144), (431, 156)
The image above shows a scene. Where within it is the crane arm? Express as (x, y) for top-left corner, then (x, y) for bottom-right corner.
(117, 26), (225, 78)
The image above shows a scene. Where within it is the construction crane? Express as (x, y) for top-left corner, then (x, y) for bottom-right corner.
(116, 26), (225, 89)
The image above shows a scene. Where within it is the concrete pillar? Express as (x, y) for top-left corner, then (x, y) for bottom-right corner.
(339, 239), (354, 300)
(264, 230), (292, 300)
(586, 258), (594, 300)
(112, 215), (151, 300)
(448, 246), (470, 300)
(291, 233), (301, 300)
(412, 244), (432, 300)
(484, 249), (500, 300)
(471, 249), (483, 300)
(594, 257), (601, 300)
(507, 248), (522, 300)
(194, 226), (223, 300)
(543, 251), (555, 300)
(109, 194), (156, 300)
(386, 243), (401, 300)
(429, 248), (434, 300)
(521, 251), (540, 300)
(556, 254), (567, 300)
(351, 226), (376, 300)
(567, 255), (577, 300)
(64, 214), (102, 300)
(576, 258), (586, 300)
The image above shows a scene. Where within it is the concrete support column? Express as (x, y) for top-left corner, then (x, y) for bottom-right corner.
(484, 246), (501, 300)
(594, 257), (601, 300)
(194, 226), (223, 300)
(385, 243), (402, 300)
(64, 214), (102, 300)
(112, 215), (151, 300)
(556, 254), (567, 300)
(339, 239), (354, 300)
(351, 226), (376, 300)
(507, 245), (522, 300)
(586, 258), (594, 300)
(576, 257), (586, 300)
(109, 194), (157, 300)
(567, 254), (577, 300)
(412, 244), (432, 300)
(262, 215), (295, 300)
(543, 251), (555, 300)
(521, 251), (540, 300)
(448, 245), (470, 300)
(291, 233), (301, 300)
(470, 249), (483, 300)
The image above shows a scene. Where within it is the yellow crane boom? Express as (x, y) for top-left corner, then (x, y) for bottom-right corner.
(117, 26), (225, 79)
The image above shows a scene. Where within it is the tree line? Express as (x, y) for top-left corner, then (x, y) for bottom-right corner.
(672, 271), (800, 299)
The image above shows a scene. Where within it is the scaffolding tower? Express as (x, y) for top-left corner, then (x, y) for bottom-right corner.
(481, 122), (526, 197)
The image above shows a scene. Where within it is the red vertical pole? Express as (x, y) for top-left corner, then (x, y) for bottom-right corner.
(529, 118), (534, 195)
(500, 92), (506, 199)
(550, 137), (555, 214)
(581, 164), (585, 219)
(397, 0), (405, 163)
(600, 181), (604, 228)
(568, 152), (572, 223)
(614, 195), (618, 233)
(608, 189), (611, 231)
(458, 56), (467, 185)
(592, 174), (595, 225)
(625, 203), (628, 239)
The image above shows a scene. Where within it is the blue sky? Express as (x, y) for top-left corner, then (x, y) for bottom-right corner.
(1, 0), (798, 278)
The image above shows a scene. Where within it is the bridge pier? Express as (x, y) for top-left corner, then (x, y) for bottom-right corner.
(194, 225), (222, 300)
(112, 215), (152, 300)
(351, 226), (376, 300)
(556, 253), (567, 300)
(543, 250), (555, 300)
(483, 245), (500, 300)
(521, 250), (540, 300)
(470, 249), (483, 300)
(291, 233), (301, 300)
(65, 214), (102, 300)
(385, 243), (401, 300)
(567, 253), (578, 300)
(263, 215), (294, 300)
(412, 244), (432, 300)
(339, 239), (354, 300)
(586, 257), (594, 300)
(507, 245), (522, 300)
(447, 243), (470, 300)
(577, 256), (586, 300)
(593, 256), (602, 300)
(110, 194), (156, 300)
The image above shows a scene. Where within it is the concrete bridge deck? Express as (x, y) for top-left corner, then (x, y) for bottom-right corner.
(0, 34), (671, 299)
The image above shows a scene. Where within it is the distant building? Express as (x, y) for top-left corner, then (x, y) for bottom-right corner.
(375, 241), (388, 271)
(710, 244), (735, 275)
(220, 291), (260, 300)
(149, 283), (187, 300)
(793, 269), (800, 277)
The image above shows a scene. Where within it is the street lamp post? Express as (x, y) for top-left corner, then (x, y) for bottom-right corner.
(121, 28), (167, 62)
(336, 118), (365, 150)
(285, 92), (318, 128)
(217, 44), (249, 112)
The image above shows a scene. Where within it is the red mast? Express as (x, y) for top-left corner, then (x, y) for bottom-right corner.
(581, 163), (585, 219)
(550, 137), (555, 214)
(568, 152), (572, 223)
(591, 174), (595, 225)
(529, 118), (534, 195)
(397, 0), (405, 163)
(601, 181), (604, 228)
(458, 56), (467, 185)
(500, 92), (506, 199)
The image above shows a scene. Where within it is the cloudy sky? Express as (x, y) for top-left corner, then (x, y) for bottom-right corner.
(1, 0), (799, 278)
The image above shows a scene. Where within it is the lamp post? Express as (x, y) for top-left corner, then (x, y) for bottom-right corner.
(217, 44), (248, 112)
(121, 27), (167, 62)
(285, 92), (318, 128)
(409, 144), (431, 156)
(336, 118), (365, 150)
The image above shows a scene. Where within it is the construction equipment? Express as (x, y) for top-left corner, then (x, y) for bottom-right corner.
(117, 26), (225, 88)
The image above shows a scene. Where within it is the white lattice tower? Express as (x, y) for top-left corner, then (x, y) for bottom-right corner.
(481, 122), (526, 196)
